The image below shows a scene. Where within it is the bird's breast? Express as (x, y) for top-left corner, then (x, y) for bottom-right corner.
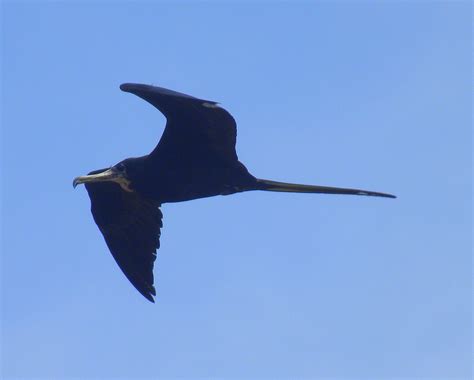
(134, 162), (256, 204)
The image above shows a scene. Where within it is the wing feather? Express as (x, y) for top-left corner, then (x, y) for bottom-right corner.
(120, 83), (238, 164)
(84, 169), (162, 302)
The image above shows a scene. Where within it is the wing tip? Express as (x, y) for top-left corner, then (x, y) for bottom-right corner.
(139, 283), (156, 303)
(140, 287), (156, 303)
(120, 82), (145, 93)
(144, 294), (155, 303)
(119, 82), (217, 104)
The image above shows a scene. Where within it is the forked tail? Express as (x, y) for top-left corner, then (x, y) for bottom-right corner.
(256, 179), (396, 199)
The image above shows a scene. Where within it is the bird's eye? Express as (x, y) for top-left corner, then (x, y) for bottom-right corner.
(116, 163), (126, 172)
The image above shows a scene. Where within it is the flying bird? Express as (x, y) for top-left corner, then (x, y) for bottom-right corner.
(73, 83), (395, 302)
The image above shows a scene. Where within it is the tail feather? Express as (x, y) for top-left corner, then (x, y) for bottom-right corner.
(256, 179), (396, 199)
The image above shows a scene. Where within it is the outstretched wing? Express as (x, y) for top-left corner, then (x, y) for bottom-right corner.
(84, 169), (162, 302)
(119, 83), (238, 164)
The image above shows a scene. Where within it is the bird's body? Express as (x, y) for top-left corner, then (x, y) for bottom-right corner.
(74, 83), (395, 302)
(121, 156), (257, 203)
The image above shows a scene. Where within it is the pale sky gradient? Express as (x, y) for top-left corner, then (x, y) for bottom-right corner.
(2, 1), (472, 379)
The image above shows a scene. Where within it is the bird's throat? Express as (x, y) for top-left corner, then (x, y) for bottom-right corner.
(116, 177), (134, 192)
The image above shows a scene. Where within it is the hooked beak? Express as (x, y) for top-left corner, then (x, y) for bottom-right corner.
(73, 168), (121, 188)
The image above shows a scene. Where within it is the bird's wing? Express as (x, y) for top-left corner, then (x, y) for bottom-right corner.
(84, 169), (162, 302)
(120, 83), (238, 163)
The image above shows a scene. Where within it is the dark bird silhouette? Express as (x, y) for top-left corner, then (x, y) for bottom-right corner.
(73, 83), (395, 302)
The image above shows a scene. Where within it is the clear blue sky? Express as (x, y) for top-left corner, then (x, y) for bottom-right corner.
(2, 1), (471, 379)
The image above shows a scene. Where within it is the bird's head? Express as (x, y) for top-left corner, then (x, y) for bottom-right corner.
(73, 160), (134, 192)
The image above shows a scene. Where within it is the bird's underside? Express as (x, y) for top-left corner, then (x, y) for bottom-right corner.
(74, 83), (396, 302)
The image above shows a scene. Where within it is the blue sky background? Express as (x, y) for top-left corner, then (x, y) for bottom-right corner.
(1, 1), (471, 379)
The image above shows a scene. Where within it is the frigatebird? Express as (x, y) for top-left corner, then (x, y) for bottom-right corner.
(73, 83), (395, 302)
